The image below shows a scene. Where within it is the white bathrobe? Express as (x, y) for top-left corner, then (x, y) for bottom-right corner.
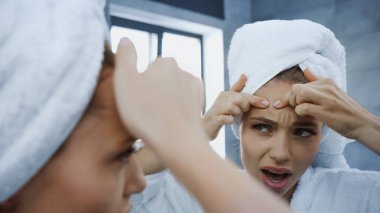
(131, 168), (380, 213)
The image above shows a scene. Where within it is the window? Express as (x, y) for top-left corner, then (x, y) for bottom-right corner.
(162, 32), (202, 79)
(109, 14), (224, 158)
(110, 17), (203, 79)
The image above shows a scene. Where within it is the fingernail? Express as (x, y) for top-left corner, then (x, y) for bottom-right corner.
(261, 100), (269, 107)
(273, 99), (281, 108)
(120, 37), (131, 45)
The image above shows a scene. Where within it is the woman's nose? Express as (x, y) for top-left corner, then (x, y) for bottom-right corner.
(123, 155), (146, 196)
(268, 133), (291, 163)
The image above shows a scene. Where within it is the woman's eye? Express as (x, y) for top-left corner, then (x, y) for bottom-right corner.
(251, 124), (271, 134)
(294, 128), (315, 138)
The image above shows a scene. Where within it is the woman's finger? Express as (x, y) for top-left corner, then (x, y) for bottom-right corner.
(291, 84), (322, 106)
(115, 37), (139, 78)
(224, 103), (243, 116)
(295, 102), (328, 120)
(217, 115), (234, 125)
(226, 93), (250, 112)
(226, 92), (269, 114)
(273, 83), (325, 109)
(247, 94), (269, 108)
(230, 74), (248, 92)
(273, 69), (320, 109)
(304, 69), (320, 82)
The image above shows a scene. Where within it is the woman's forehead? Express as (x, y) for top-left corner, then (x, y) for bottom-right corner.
(246, 105), (317, 124)
(253, 80), (292, 102)
(247, 81), (320, 126)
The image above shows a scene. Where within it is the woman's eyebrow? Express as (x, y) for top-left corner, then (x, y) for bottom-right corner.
(248, 117), (318, 128)
(249, 117), (277, 125)
(292, 121), (318, 127)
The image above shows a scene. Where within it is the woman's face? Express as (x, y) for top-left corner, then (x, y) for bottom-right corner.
(10, 65), (146, 213)
(240, 80), (322, 201)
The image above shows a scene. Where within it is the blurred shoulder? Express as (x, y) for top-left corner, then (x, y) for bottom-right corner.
(312, 167), (380, 183)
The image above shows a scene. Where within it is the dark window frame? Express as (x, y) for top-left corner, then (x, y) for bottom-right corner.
(111, 16), (204, 80)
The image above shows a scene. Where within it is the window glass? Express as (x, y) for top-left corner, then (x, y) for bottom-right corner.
(162, 32), (202, 79)
(111, 26), (157, 72)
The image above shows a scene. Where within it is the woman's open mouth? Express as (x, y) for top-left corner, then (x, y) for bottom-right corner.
(260, 166), (292, 191)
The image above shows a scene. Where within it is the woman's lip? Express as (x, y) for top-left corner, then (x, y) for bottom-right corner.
(259, 166), (292, 191)
(261, 170), (291, 191)
(260, 166), (293, 174)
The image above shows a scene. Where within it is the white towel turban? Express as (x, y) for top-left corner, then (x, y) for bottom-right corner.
(0, 0), (109, 201)
(228, 19), (351, 169)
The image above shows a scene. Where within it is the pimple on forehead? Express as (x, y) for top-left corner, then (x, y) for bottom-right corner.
(254, 81), (292, 107)
(246, 80), (318, 125)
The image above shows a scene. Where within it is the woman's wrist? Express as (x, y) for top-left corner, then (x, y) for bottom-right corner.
(352, 112), (380, 153)
(145, 120), (210, 160)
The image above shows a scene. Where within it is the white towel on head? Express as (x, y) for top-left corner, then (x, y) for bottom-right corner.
(228, 19), (351, 169)
(0, 0), (109, 201)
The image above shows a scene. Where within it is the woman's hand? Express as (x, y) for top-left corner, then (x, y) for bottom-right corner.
(114, 38), (205, 149)
(202, 74), (269, 140)
(274, 69), (380, 153)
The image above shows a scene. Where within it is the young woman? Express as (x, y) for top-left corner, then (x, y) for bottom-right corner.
(0, 1), (289, 213)
(131, 20), (380, 213)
